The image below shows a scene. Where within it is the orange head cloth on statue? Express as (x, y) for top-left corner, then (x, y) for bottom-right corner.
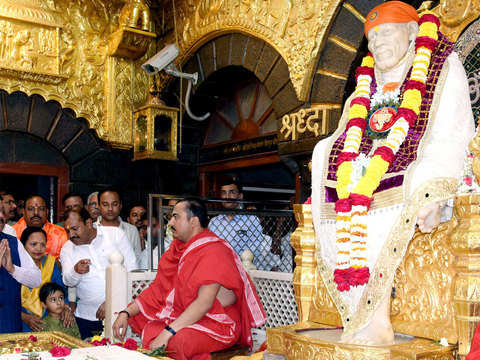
(364, 1), (419, 38)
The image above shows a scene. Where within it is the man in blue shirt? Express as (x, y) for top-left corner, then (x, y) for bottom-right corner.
(208, 179), (264, 268)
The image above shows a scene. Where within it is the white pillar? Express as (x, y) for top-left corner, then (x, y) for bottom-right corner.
(105, 251), (128, 340)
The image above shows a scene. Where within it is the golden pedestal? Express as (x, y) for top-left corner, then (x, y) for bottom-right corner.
(267, 323), (456, 359)
(450, 194), (480, 357)
(266, 194), (480, 359)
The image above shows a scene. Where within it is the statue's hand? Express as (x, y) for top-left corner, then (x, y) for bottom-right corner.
(416, 202), (443, 233)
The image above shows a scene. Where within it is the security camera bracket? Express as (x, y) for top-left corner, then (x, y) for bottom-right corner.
(164, 63), (198, 85)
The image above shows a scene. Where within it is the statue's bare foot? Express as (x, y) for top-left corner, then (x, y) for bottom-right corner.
(340, 294), (394, 346)
(340, 319), (394, 345)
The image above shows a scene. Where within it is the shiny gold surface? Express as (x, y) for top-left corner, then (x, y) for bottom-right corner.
(133, 103), (179, 161)
(449, 194), (480, 357)
(431, 0), (480, 42)
(108, 27), (156, 60)
(0, 331), (90, 354)
(291, 204), (317, 323)
(280, 327), (456, 360)
(308, 273), (342, 327)
(0, 1), (65, 83)
(266, 322), (321, 355)
(0, 0), (154, 148)
(469, 133), (480, 187)
(280, 105), (339, 141)
(316, 69), (348, 80)
(391, 219), (458, 344)
(172, 0), (342, 101)
(108, 0), (154, 60)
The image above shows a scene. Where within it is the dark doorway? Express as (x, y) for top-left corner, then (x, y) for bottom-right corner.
(0, 173), (57, 223)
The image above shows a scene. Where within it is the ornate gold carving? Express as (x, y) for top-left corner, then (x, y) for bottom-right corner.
(105, 56), (134, 147)
(0, 0), (154, 148)
(291, 204), (317, 322)
(0, 0), (63, 27)
(173, 0), (343, 101)
(0, 2), (65, 84)
(469, 132), (480, 186)
(108, 27), (156, 60)
(266, 322), (316, 355)
(279, 327), (456, 360)
(107, 0), (155, 60)
(0, 331), (90, 353)
(449, 194), (480, 357)
(308, 274), (342, 326)
(118, 0), (150, 31)
(280, 105), (339, 141)
(391, 219), (458, 343)
(429, 0), (480, 42)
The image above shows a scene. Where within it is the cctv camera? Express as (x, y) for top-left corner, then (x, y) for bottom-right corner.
(141, 44), (179, 75)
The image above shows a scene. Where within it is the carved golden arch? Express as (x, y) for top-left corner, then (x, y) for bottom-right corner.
(168, 0), (343, 101)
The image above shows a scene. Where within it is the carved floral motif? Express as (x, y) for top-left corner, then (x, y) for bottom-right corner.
(173, 0), (342, 101)
(0, 0), (153, 146)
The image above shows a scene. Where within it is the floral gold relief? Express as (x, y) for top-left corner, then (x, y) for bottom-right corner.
(0, 0), (155, 148)
(391, 219), (458, 343)
(449, 194), (480, 357)
(428, 0), (480, 42)
(173, 0), (343, 101)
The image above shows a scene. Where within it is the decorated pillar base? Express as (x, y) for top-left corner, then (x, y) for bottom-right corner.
(291, 204), (317, 322)
(267, 323), (456, 360)
(450, 194), (480, 358)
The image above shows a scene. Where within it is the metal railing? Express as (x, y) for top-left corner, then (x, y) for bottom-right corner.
(142, 194), (296, 273)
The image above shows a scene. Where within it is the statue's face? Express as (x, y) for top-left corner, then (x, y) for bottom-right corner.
(367, 22), (413, 72)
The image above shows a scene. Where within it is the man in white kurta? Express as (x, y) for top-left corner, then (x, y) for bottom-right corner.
(312, 2), (475, 345)
(61, 209), (138, 339)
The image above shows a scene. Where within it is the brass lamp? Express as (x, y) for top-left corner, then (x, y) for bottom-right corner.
(133, 76), (178, 161)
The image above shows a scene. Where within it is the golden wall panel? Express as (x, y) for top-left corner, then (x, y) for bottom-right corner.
(104, 56), (134, 147)
(391, 220), (458, 344)
(172, 0), (343, 101)
(430, 0), (480, 42)
(0, 0), (155, 148)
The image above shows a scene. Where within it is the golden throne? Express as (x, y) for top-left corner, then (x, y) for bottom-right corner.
(264, 2), (480, 359)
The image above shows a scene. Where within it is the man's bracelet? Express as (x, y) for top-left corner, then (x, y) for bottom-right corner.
(119, 310), (130, 318)
(164, 325), (176, 336)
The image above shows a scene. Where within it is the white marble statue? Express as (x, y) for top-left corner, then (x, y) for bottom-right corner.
(311, 1), (475, 345)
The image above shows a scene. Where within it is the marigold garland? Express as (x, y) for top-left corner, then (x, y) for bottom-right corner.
(333, 11), (439, 292)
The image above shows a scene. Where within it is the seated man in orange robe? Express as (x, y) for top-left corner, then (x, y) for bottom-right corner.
(13, 195), (68, 259)
(112, 197), (266, 360)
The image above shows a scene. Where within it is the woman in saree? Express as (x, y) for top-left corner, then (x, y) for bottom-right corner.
(20, 226), (74, 332)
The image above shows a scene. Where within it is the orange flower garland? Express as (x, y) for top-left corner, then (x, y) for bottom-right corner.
(333, 11), (439, 292)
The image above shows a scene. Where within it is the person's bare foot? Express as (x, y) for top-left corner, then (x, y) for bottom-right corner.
(340, 293), (394, 346)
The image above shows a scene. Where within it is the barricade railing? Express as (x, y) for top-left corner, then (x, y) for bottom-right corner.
(142, 194), (296, 273)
